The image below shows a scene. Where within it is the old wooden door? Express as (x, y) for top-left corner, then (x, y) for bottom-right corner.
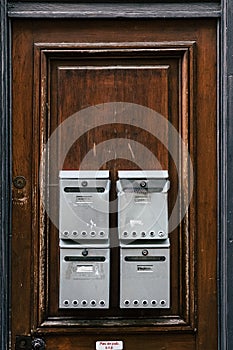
(12, 18), (217, 349)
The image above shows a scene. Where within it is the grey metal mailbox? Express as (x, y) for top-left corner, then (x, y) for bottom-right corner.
(59, 170), (110, 243)
(120, 240), (170, 309)
(59, 243), (110, 309)
(117, 170), (170, 241)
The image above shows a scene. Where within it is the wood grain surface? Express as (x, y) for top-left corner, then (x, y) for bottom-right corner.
(12, 18), (217, 349)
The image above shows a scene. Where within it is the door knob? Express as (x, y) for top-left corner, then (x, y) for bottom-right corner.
(31, 338), (46, 350)
(13, 176), (26, 189)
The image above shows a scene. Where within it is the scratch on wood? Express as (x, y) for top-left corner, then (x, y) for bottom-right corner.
(128, 142), (135, 159)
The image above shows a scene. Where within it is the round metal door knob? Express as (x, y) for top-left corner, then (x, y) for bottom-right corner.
(31, 338), (46, 350)
(13, 176), (26, 189)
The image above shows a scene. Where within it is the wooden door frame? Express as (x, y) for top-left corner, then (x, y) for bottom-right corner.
(0, 1), (231, 349)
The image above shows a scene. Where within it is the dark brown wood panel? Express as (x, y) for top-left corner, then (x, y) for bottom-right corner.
(12, 19), (217, 350)
(35, 42), (192, 327)
(11, 21), (34, 337)
(57, 64), (170, 169)
(45, 334), (196, 350)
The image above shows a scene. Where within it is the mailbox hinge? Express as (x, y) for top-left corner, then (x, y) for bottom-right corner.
(15, 336), (46, 350)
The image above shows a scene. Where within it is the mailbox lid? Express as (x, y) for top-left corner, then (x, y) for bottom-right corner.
(59, 170), (110, 179)
(117, 170), (170, 194)
(118, 170), (168, 179)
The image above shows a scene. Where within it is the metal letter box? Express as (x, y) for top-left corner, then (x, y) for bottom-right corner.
(59, 244), (110, 309)
(117, 170), (170, 241)
(120, 240), (170, 308)
(59, 170), (110, 243)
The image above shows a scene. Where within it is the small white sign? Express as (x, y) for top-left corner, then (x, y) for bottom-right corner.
(96, 341), (123, 350)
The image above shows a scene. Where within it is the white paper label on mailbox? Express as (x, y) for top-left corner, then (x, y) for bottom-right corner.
(96, 341), (123, 350)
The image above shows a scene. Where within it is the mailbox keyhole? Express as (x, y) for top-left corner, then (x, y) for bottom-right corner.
(82, 249), (88, 257)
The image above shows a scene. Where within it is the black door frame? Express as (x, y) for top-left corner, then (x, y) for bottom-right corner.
(0, 1), (231, 349)
(0, 0), (10, 349)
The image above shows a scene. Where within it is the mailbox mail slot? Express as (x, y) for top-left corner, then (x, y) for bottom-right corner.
(120, 240), (170, 308)
(117, 170), (170, 241)
(59, 170), (110, 243)
(59, 245), (110, 309)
